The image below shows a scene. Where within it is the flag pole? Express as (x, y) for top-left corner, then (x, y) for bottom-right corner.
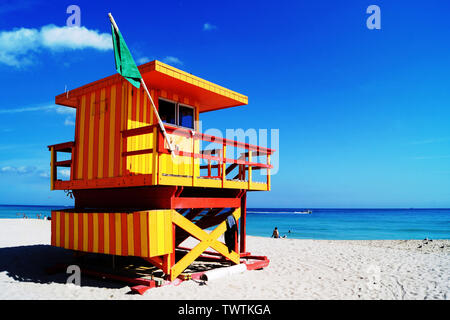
(108, 13), (176, 159)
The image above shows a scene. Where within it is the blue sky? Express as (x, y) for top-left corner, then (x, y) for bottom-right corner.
(0, 0), (449, 208)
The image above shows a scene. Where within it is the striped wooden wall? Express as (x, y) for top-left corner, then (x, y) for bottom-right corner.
(74, 81), (157, 180)
(51, 210), (173, 258)
(73, 80), (206, 181)
(125, 82), (156, 175)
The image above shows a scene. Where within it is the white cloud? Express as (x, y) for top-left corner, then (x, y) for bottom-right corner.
(40, 25), (111, 51)
(39, 171), (50, 178)
(0, 104), (56, 114)
(0, 24), (112, 67)
(162, 56), (183, 66)
(137, 56), (150, 64)
(64, 117), (75, 126)
(203, 23), (217, 31)
(0, 103), (76, 126)
(56, 106), (76, 115)
(58, 168), (71, 178)
(1, 166), (36, 175)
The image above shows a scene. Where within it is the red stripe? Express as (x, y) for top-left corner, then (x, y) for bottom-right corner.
(140, 88), (144, 124)
(68, 213), (74, 250)
(60, 212), (65, 248)
(78, 213), (83, 251)
(88, 213), (94, 252)
(109, 213), (116, 254)
(103, 86), (111, 178)
(122, 84), (129, 176)
(82, 93), (91, 180)
(114, 83), (122, 177)
(121, 213), (128, 256)
(133, 212), (141, 257)
(73, 107), (80, 180)
(131, 86), (137, 125)
(93, 91), (100, 179)
(98, 213), (104, 254)
(51, 211), (56, 246)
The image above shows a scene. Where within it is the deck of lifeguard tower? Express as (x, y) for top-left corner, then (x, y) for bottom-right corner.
(47, 60), (274, 284)
(49, 60), (273, 194)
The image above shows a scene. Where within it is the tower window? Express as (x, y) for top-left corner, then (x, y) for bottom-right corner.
(158, 98), (195, 129)
(158, 99), (176, 125)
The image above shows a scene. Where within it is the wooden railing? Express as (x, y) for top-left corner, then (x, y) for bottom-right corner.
(47, 141), (74, 190)
(122, 123), (274, 190)
(48, 125), (275, 191)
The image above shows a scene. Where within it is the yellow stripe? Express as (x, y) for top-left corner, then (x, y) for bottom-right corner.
(164, 210), (172, 253)
(127, 84), (133, 173)
(152, 127), (158, 185)
(77, 96), (86, 179)
(98, 89), (106, 178)
(93, 213), (98, 253)
(108, 85), (116, 177)
(87, 92), (95, 179)
(149, 90), (154, 125)
(73, 214), (78, 250)
(119, 84), (125, 175)
(156, 210), (165, 255)
(143, 93), (148, 125)
(115, 213), (122, 255)
(104, 213), (110, 254)
(148, 211), (158, 256)
(135, 89), (141, 173)
(55, 211), (60, 247)
(142, 93), (147, 174)
(64, 213), (69, 248)
(140, 212), (148, 257)
(83, 213), (88, 251)
(127, 214), (134, 256)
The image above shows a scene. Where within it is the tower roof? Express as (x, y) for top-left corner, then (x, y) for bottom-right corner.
(55, 60), (248, 113)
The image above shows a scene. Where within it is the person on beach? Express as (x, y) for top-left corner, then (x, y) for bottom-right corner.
(272, 227), (280, 238)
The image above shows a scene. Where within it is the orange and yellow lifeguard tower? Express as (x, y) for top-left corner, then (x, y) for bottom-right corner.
(48, 60), (274, 285)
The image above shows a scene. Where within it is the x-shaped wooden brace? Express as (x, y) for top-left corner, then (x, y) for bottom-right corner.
(170, 207), (241, 281)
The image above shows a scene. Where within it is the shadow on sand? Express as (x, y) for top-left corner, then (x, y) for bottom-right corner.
(0, 244), (127, 290)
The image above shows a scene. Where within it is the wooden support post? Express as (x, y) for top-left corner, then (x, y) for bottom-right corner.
(152, 126), (159, 185)
(240, 191), (247, 253)
(192, 134), (197, 186)
(50, 147), (56, 191)
(267, 154), (271, 190)
(248, 151), (252, 189)
(221, 144), (226, 188)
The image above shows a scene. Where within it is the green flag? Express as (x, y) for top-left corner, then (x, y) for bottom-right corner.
(111, 24), (141, 88)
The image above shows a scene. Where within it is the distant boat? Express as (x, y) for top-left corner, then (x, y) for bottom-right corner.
(294, 210), (312, 214)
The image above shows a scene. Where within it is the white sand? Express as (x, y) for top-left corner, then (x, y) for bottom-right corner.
(0, 219), (449, 300)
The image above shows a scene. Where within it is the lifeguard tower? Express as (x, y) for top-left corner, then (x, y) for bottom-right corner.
(48, 60), (274, 285)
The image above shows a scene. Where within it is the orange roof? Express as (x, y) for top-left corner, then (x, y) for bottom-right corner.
(55, 60), (248, 113)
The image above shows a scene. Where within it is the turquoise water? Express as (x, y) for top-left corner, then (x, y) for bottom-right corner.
(1, 205), (449, 240)
(0, 205), (67, 219)
(247, 208), (450, 240)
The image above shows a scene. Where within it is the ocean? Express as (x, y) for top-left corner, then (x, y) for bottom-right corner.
(1, 205), (449, 240)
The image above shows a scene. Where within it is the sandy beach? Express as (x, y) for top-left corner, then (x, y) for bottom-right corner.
(0, 219), (448, 300)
